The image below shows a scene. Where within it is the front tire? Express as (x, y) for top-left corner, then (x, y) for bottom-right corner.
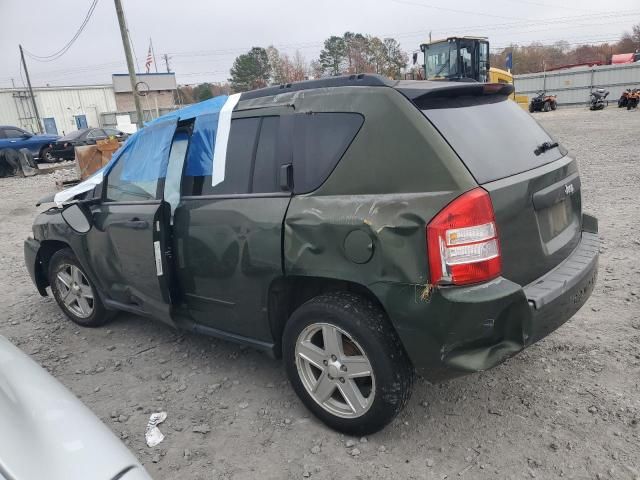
(283, 292), (414, 435)
(49, 248), (111, 327)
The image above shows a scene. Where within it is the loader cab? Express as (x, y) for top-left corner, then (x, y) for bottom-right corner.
(421, 37), (490, 83)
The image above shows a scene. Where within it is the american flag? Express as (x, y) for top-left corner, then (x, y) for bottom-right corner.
(145, 44), (153, 73)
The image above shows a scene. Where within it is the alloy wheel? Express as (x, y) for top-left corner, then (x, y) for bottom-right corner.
(295, 323), (375, 419)
(55, 264), (95, 318)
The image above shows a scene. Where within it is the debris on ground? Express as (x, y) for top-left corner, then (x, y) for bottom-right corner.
(145, 412), (167, 447)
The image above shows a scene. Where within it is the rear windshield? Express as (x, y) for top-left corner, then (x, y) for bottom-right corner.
(59, 130), (86, 141)
(423, 98), (565, 184)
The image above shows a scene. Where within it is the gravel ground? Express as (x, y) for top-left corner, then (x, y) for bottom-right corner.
(1, 107), (639, 480)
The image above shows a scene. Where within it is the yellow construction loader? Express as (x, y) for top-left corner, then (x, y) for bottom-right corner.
(419, 36), (528, 107)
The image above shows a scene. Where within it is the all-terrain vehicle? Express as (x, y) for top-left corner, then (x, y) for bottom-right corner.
(618, 89), (631, 108)
(589, 88), (609, 110)
(25, 75), (598, 434)
(529, 90), (557, 112)
(627, 89), (639, 110)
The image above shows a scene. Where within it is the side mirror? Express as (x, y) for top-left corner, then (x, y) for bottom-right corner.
(22, 133), (32, 139)
(61, 203), (93, 234)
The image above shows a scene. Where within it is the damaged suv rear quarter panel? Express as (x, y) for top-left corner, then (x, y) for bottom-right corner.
(281, 87), (484, 374)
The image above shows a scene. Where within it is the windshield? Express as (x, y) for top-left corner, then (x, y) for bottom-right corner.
(423, 98), (566, 183)
(425, 39), (489, 82)
(425, 42), (457, 79)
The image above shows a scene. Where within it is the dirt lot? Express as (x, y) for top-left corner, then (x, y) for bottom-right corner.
(1, 107), (639, 480)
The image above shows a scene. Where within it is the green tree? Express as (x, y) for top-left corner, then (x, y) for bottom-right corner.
(381, 38), (407, 78)
(319, 36), (346, 76)
(343, 32), (370, 73)
(193, 83), (214, 101)
(229, 47), (271, 92)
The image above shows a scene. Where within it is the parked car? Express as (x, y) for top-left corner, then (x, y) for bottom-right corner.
(0, 125), (59, 162)
(0, 334), (152, 480)
(50, 128), (129, 161)
(24, 75), (599, 435)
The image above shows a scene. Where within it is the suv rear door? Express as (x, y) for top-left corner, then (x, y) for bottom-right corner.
(173, 108), (292, 343)
(417, 87), (582, 286)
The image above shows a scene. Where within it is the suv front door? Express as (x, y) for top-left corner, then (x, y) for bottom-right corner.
(86, 121), (181, 325)
(173, 110), (292, 344)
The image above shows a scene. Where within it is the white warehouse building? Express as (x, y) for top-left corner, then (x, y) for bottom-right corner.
(0, 84), (116, 136)
(0, 73), (177, 136)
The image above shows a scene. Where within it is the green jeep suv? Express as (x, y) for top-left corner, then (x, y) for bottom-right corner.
(24, 75), (598, 434)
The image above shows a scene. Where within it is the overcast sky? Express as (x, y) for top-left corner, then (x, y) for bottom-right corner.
(0, 0), (638, 88)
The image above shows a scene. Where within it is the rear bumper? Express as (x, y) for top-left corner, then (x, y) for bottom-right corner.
(377, 216), (599, 382)
(51, 146), (75, 160)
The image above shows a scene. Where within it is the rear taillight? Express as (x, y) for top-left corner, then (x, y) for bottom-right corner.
(427, 187), (502, 286)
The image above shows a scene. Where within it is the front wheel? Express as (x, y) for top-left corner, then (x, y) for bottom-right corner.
(49, 248), (111, 327)
(283, 292), (414, 435)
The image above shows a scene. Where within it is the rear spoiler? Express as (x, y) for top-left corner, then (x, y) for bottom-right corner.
(398, 83), (515, 110)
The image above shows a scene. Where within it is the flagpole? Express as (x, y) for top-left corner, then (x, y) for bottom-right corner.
(150, 37), (158, 73)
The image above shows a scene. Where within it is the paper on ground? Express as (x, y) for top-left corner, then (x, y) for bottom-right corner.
(145, 411), (167, 447)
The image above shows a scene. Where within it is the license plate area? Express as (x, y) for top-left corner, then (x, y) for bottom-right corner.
(542, 198), (573, 239)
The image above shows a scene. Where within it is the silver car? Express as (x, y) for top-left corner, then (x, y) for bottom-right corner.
(0, 335), (152, 480)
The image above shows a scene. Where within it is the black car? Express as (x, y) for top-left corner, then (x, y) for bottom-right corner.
(50, 128), (128, 161)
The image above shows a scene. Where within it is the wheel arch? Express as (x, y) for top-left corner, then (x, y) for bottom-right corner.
(268, 275), (393, 358)
(34, 239), (72, 294)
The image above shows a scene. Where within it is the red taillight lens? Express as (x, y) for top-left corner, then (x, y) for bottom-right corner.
(427, 187), (502, 286)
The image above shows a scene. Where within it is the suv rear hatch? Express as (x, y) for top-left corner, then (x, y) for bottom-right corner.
(408, 83), (582, 286)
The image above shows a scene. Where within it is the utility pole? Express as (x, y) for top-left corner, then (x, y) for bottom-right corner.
(19, 45), (43, 133)
(114, 0), (144, 129)
(163, 53), (171, 73)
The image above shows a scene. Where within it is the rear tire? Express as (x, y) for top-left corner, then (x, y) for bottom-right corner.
(283, 292), (414, 435)
(550, 101), (557, 110)
(40, 147), (56, 163)
(49, 248), (111, 327)
(543, 101), (551, 112)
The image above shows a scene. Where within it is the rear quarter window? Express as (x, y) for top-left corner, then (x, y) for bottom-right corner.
(292, 112), (364, 194)
(423, 98), (565, 184)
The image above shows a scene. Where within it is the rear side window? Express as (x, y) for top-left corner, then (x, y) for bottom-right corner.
(423, 98), (565, 184)
(292, 112), (364, 193)
(4, 128), (26, 138)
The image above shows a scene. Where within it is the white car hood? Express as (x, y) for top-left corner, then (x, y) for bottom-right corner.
(0, 335), (151, 480)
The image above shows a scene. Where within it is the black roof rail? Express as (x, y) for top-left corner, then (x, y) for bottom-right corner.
(240, 73), (396, 100)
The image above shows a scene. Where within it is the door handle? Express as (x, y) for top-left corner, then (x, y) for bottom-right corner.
(122, 218), (149, 229)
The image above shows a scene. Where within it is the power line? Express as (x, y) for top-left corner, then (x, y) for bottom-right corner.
(163, 9), (639, 60)
(23, 0), (99, 62)
(387, 0), (516, 20)
(498, 0), (596, 12)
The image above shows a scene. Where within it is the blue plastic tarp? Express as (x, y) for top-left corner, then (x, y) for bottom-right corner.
(145, 95), (229, 127)
(185, 112), (218, 176)
(119, 119), (178, 182)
